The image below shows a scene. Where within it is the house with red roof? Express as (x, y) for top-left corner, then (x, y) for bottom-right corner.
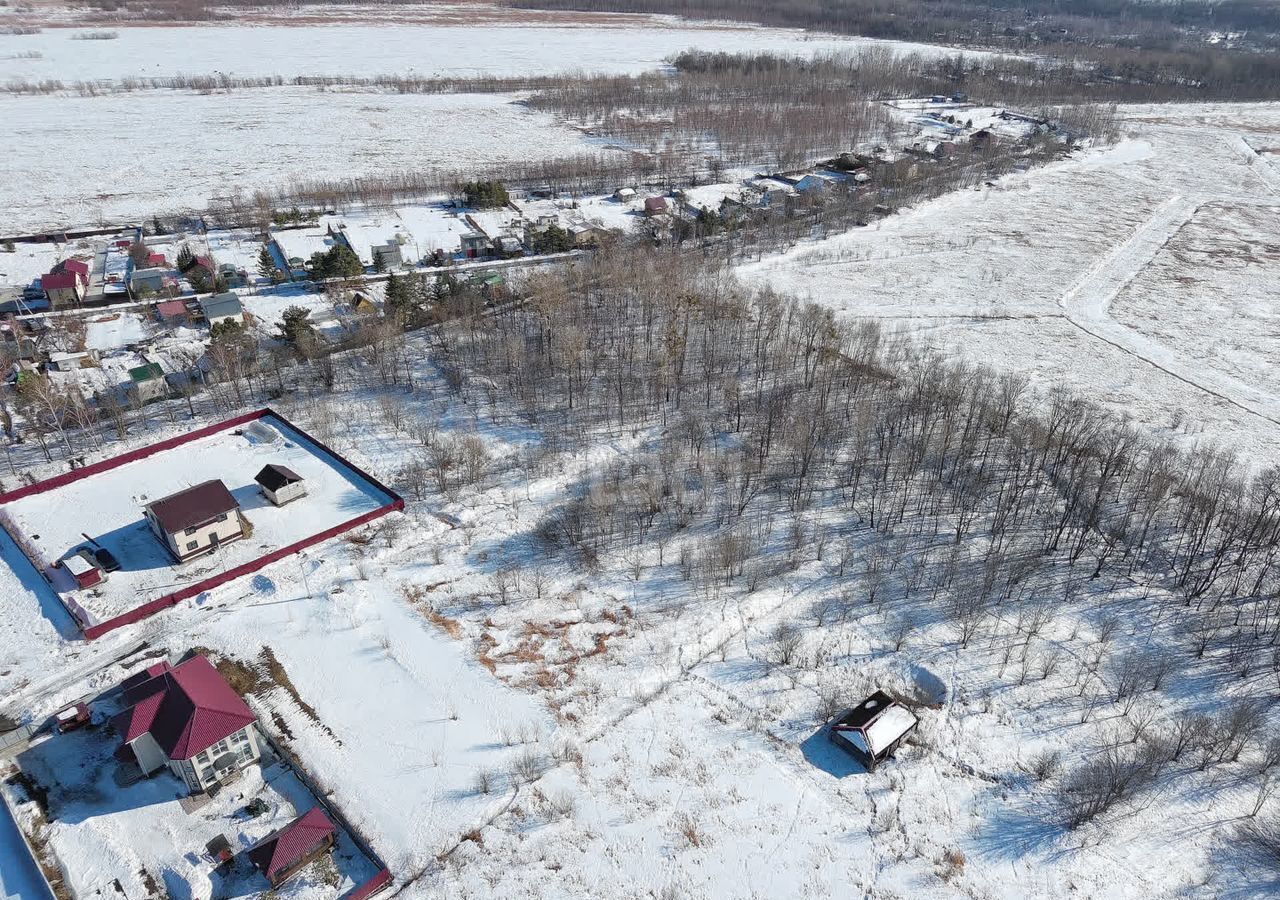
(248, 806), (337, 887)
(111, 654), (261, 793)
(42, 259), (91, 307)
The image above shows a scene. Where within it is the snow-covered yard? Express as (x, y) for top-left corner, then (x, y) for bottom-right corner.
(6, 720), (380, 900)
(0, 414), (395, 628)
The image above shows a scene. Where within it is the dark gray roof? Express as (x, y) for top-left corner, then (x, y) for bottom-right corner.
(199, 292), (242, 318)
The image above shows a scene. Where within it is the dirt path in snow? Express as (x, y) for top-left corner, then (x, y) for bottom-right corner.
(1056, 157), (1280, 430)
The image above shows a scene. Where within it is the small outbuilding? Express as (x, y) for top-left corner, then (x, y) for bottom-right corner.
(62, 550), (105, 590)
(247, 807), (336, 888)
(643, 196), (669, 217)
(827, 690), (918, 772)
(255, 464), (306, 506)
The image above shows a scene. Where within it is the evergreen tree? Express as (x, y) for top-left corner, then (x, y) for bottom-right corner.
(256, 246), (278, 282)
(176, 244), (195, 273)
(274, 305), (315, 345)
(462, 180), (510, 209)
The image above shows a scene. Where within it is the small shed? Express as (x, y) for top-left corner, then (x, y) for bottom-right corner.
(255, 464), (306, 506)
(247, 807), (336, 888)
(128, 362), (169, 404)
(62, 551), (104, 590)
(156, 299), (189, 325)
(827, 690), (918, 772)
(55, 703), (90, 733)
(613, 187), (637, 202)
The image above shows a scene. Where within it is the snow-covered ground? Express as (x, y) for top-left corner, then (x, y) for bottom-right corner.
(0, 360), (1273, 898)
(0, 414), (394, 626)
(0, 5), (968, 84)
(740, 102), (1280, 466)
(0, 90), (615, 234)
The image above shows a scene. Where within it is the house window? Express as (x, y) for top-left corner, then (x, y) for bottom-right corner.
(186, 541), (198, 551)
(184, 526), (197, 536)
(215, 512), (227, 523)
(196, 750), (209, 763)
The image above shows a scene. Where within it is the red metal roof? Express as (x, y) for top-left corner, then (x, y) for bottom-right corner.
(53, 259), (89, 277)
(41, 272), (82, 292)
(248, 807), (336, 881)
(147, 252), (167, 267)
(156, 300), (188, 318)
(145, 479), (239, 535)
(111, 655), (255, 760)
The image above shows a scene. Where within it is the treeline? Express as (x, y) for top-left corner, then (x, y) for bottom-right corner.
(435, 251), (1280, 680)
(514, 0), (1280, 67)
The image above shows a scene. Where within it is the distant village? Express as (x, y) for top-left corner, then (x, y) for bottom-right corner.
(0, 97), (1068, 419)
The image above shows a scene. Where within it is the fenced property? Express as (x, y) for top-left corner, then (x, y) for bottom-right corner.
(0, 409), (403, 640)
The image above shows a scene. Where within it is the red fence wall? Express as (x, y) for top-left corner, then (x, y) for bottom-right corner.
(0, 408), (404, 641)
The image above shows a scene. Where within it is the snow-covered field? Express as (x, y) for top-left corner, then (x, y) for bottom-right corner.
(0, 90), (610, 233)
(740, 102), (1280, 466)
(0, 4), (960, 84)
(0, 414), (394, 626)
(0, 356), (1274, 898)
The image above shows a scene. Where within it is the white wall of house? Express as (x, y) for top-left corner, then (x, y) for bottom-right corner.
(129, 732), (168, 775)
(188, 725), (260, 791)
(207, 311), (244, 327)
(266, 480), (306, 506)
(146, 509), (244, 561)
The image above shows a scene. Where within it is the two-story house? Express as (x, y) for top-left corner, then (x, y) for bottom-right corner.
(144, 479), (246, 562)
(111, 654), (262, 794)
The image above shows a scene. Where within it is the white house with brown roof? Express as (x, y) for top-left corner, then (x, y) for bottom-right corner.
(144, 480), (245, 562)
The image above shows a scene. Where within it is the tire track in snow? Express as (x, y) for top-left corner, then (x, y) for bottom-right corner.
(1058, 190), (1280, 429)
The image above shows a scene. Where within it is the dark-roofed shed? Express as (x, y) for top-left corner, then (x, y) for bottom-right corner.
(255, 464), (306, 506)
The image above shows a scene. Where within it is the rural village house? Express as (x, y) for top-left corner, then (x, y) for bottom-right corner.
(111, 654), (262, 794)
(199, 292), (244, 327)
(144, 479), (245, 562)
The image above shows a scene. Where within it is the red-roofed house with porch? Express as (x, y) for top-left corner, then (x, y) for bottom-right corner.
(111, 654), (262, 794)
(248, 806), (337, 887)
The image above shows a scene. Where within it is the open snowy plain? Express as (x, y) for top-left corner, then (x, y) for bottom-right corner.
(741, 102), (1280, 467)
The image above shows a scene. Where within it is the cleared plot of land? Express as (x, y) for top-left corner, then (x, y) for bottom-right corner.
(740, 105), (1280, 465)
(0, 415), (392, 627)
(1110, 201), (1280, 409)
(0, 90), (613, 233)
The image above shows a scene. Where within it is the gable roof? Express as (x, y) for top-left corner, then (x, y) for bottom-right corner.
(199, 292), (242, 318)
(156, 300), (188, 318)
(145, 479), (239, 534)
(254, 463), (302, 493)
(41, 272), (82, 292)
(111, 655), (255, 760)
(248, 807), (335, 881)
(52, 259), (89, 278)
(128, 362), (164, 383)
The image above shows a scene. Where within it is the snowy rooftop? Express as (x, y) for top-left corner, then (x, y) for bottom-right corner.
(0, 414), (395, 627)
